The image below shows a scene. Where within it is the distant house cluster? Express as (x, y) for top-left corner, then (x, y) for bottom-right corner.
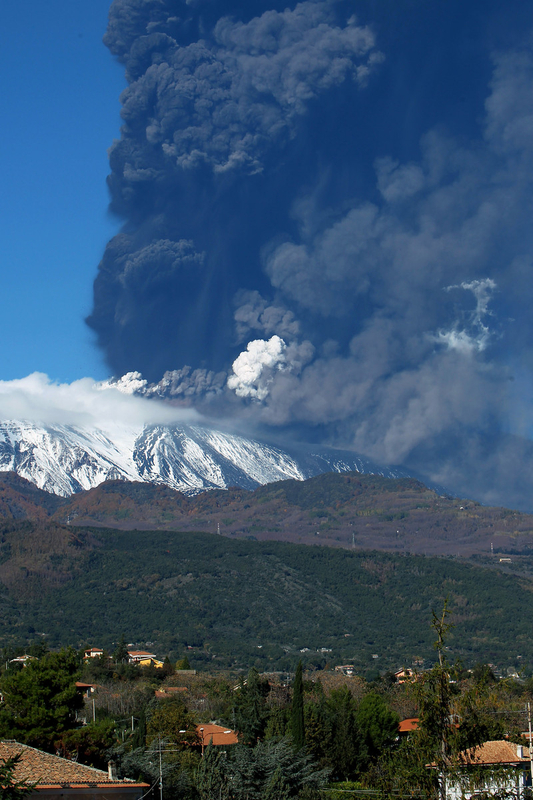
(83, 647), (164, 668)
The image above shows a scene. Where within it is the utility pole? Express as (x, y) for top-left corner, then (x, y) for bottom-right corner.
(527, 700), (533, 786)
(158, 736), (163, 800)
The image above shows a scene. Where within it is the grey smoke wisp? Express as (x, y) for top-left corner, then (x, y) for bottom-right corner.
(89, 0), (533, 510)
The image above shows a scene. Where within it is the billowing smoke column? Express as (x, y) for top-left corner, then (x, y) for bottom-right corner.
(89, 0), (533, 509)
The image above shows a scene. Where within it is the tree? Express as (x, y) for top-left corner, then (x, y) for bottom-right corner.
(145, 697), (198, 748)
(0, 755), (36, 800)
(356, 692), (399, 762)
(233, 668), (270, 745)
(390, 603), (468, 800)
(325, 687), (366, 781)
(57, 720), (116, 769)
(291, 662), (305, 750)
(113, 636), (130, 665)
(0, 648), (83, 750)
(195, 738), (328, 800)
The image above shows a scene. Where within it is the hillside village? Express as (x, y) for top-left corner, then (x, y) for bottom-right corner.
(2, 626), (533, 800)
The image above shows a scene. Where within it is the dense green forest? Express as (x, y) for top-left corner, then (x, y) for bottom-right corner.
(1, 521), (532, 673)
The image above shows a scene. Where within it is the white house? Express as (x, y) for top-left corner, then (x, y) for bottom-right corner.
(445, 740), (532, 800)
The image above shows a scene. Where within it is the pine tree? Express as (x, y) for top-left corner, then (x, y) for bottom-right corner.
(291, 661), (305, 750)
(0, 755), (36, 800)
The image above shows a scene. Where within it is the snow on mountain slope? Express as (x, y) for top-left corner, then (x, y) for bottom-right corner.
(0, 419), (408, 497)
(0, 421), (140, 495)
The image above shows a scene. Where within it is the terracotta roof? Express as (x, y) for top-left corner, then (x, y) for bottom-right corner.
(0, 742), (148, 789)
(127, 651), (156, 658)
(196, 724), (238, 747)
(399, 717), (419, 733)
(458, 741), (531, 766)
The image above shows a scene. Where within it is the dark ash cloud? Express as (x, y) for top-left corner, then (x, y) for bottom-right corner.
(89, 0), (533, 510)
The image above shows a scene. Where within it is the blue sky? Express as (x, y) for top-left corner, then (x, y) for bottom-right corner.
(0, 1), (124, 381)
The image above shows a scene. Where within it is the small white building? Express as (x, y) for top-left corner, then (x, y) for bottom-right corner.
(445, 741), (532, 800)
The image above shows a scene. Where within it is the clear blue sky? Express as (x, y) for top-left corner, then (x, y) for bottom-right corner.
(0, 1), (124, 381)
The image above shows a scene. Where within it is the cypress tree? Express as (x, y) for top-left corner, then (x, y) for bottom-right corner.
(291, 661), (305, 749)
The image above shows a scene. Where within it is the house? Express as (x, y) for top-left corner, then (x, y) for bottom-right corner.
(196, 724), (239, 755)
(75, 681), (97, 698)
(126, 650), (163, 667)
(334, 665), (355, 676)
(444, 740), (532, 800)
(0, 741), (149, 800)
(398, 717), (419, 736)
(9, 655), (37, 667)
(394, 668), (415, 683)
(83, 648), (104, 660)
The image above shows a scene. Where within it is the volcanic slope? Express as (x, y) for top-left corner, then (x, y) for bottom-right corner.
(2, 471), (529, 558)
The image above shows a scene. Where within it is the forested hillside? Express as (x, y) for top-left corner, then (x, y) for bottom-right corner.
(1, 519), (532, 674)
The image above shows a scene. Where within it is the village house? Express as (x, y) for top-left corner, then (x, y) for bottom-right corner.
(334, 665), (355, 676)
(196, 724), (238, 755)
(9, 655), (37, 667)
(398, 717), (419, 736)
(394, 667), (415, 683)
(444, 740), (532, 800)
(127, 650), (164, 668)
(83, 648), (104, 660)
(0, 741), (149, 800)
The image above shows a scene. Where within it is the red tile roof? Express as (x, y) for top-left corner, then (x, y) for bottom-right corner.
(196, 724), (238, 747)
(127, 651), (156, 659)
(0, 742), (148, 789)
(457, 741), (531, 766)
(399, 717), (419, 733)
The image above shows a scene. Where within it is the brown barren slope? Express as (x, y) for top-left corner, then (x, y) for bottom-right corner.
(3, 470), (533, 558)
(44, 472), (533, 557)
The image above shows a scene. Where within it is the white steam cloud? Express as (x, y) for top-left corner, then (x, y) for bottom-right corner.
(227, 336), (287, 399)
(0, 373), (198, 429)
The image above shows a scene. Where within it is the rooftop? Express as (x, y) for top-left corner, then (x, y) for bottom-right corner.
(458, 741), (531, 766)
(0, 742), (148, 789)
(196, 724), (238, 747)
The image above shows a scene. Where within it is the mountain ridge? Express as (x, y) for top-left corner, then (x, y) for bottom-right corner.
(0, 419), (412, 497)
(3, 470), (533, 560)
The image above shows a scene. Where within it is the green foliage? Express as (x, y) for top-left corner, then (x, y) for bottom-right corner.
(57, 720), (116, 769)
(2, 521), (533, 669)
(175, 656), (191, 670)
(291, 661), (305, 749)
(196, 745), (231, 800)
(0, 648), (83, 749)
(356, 692), (399, 762)
(0, 755), (35, 800)
(145, 697), (198, 747)
(114, 740), (198, 800)
(325, 687), (366, 781)
(131, 707), (147, 750)
(233, 668), (270, 745)
(196, 738), (328, 800)
(113, 635), (130, 665)
(304, 687), (366, 781)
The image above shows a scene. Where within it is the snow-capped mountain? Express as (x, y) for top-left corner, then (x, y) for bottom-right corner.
(0, 419), (410, 497)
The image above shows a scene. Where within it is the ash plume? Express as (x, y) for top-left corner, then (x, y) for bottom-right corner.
(88, 0), (533, 509)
